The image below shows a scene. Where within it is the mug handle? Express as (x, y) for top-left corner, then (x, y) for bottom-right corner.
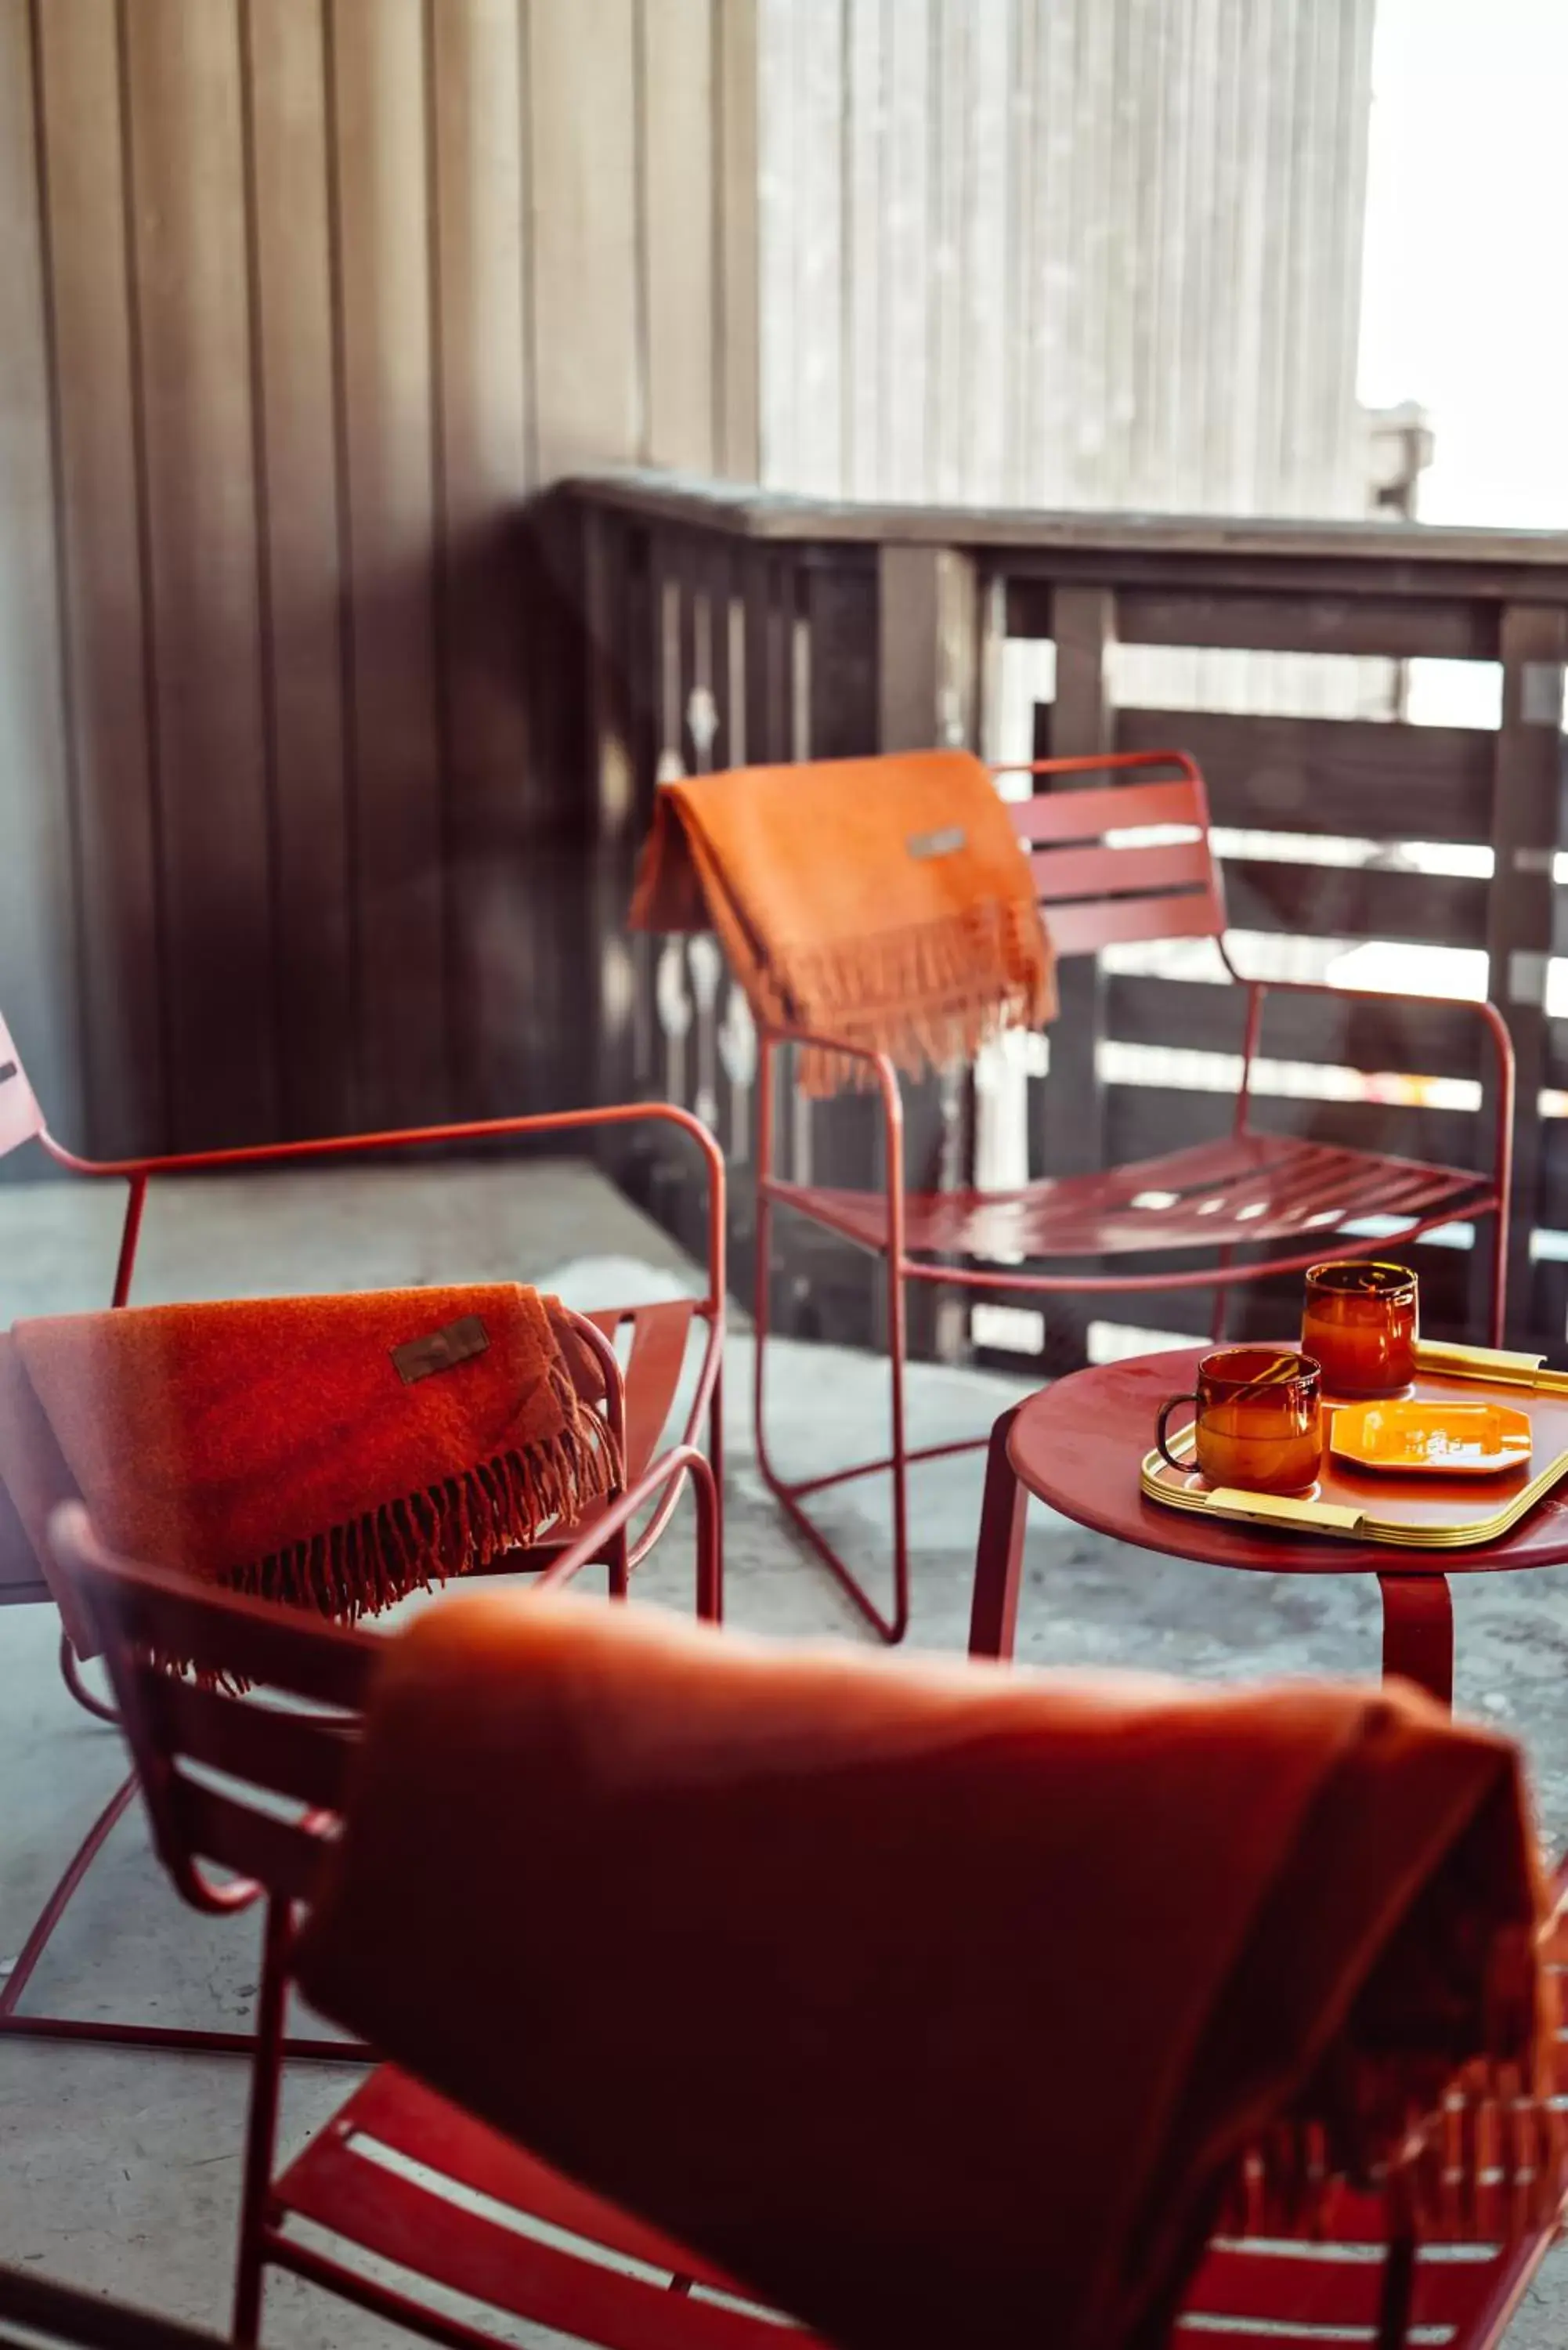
(1155, 1394), (1201, 1474)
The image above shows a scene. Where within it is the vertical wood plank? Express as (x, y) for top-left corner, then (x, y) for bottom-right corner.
(34, 0), (166, 1156)
(429, 0), (536, 1115)
(1044, 587), (1115, 1180)
(877, 542), (980, 1359)
(641, 0), (716, 472)
(529, 0), (639, 480)
(1040, 582), (1117, 1374)
(124, 0), (276, 1148)
(1491, 605), (1566, 1337)
(243, 0), (355, 1138)
(0, 0), (82, 1153)
(328, 0), (446, 1126)
(715, 0), (761, 480)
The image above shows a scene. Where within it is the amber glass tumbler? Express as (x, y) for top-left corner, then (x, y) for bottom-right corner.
(1155, 1347), (1323, 1494)
(1302, 1261), (1418, 1397)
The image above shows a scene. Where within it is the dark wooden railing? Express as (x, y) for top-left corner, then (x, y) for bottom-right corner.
(563, 471), (1568, 1372)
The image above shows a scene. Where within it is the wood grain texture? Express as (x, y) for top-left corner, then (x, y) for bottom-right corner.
(429, 0), (534, 1115)
(641, 0), (716, 472)
(32, 0), (166, 1156)
(123, 0), (276, 1148)
(3, 0), (758, 1154)
(328, 0), (446, 1128)
(244, 0), (354, 1139)
(0, 0), (82, 1155)
(529, 0), (640, 480)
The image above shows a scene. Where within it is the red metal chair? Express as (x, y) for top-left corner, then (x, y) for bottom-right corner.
(0, 1010), (724, 2057)
(754, 749), (1514, 1640)
(49, 1499), (1568, 2350)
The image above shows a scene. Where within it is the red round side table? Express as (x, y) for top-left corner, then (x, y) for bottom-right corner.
(967, 1345), (1568, 1708)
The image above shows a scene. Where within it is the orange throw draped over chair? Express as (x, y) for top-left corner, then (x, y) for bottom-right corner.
(0, 1287), (617, 1647)
(294, 1589), (1560, 2350)
(630, 749), (1056, 1094)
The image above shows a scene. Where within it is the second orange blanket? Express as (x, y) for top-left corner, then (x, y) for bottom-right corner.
(0, 1289), (615, 1654)
(296, 1591), (1559, 2350)
(629, 750), (1055, 1092)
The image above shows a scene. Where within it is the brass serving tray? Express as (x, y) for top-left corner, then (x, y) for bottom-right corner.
(1140, 1342), (1568, 1549)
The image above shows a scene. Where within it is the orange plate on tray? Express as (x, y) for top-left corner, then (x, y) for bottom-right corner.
(1329, 1398), (1532, 1478)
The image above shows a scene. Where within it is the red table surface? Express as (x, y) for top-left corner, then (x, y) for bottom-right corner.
(1010, 1345), (1568, 1580)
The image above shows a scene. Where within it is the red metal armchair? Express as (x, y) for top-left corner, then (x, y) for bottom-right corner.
(755, 750), (1514, 1640)
(50, 1499), (1568, 2350)
(0, 1012), (724, 2055)
(45, 1484), (817, 2350)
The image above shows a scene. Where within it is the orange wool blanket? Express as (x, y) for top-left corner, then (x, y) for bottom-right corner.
(629, 750), (1055, 1093)
(0, 1289), (615, 1657)
(295, 1592), (1561, 2350)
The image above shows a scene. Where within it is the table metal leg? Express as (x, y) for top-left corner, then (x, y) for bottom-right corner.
(1377, 1571), (1454, 1709)
(969, 1405), (1028, 1661)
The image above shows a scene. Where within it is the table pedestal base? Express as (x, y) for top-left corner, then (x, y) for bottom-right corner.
(1378, 1571), (1454, 1708)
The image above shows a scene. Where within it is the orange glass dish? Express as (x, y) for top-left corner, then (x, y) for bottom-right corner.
(1301, 1261), (1418, 1397)
(1155, 1347), (1323, 1495)
(1330, 1398), (1532, 1479)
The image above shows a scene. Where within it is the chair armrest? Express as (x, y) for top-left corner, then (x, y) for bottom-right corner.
(540, 1442), (720, 1620)
(43, 1101), (726, 1319)
(1234, 971), (1514, 1084)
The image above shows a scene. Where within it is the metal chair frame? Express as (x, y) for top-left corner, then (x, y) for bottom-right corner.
(49, 1499), (1565, 2350)
(0, 1024), (724, 2059)
(753, 749), (1515, 1640)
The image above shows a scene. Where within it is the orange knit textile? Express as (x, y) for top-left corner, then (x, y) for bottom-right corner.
(628, 750), (1056, 1094)
(0, 1289), (616, 1656)
(295, 1591), (1558, 2350)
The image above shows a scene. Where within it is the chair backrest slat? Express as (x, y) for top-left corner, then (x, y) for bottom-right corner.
(145, 1673), (359, 1812)
(48, 1507), (379, 1914)
(1007, 777), (1202, 844)
(1026, 837), (1214, 903)
(168, 1773), (326, 1904)
(1043, 891), (1226, 957)
(997, 750), (1226, 959)
(92, 1567), (379, 1711)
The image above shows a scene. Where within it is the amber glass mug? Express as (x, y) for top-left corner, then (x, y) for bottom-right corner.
(1156, 1347), (1324, 1494)
(1301, 1261), (1418, 1397)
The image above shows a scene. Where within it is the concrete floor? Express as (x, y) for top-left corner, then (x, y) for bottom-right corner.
(3, 1159), (1568, 2344)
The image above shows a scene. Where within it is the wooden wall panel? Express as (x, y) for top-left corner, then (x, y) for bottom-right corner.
(529, 0), (640, 481)
(1, 0), (761, 1157)
(243, 0), (355, 1139)
(328, 0), (446, 1130)
(0, 0), (81, 1157)
(641, 0), (716, 472)
(430, 0), (534, 1115)
(33, 0), (166, 1157)
(123, 0), (276, 1148)
(757, 0), (1379, 521)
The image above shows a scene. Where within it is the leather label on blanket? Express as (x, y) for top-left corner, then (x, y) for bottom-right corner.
(391, 1315), (490, 1385)
(905, 824), (966, 861)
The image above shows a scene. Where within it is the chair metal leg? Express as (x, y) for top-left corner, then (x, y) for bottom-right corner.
(0, 1773), (139, 2026)
(706, 1351), (724, 1572)
(1489, 1197), (1509, 1349)
(753, 1205), (915, 1643)
(233, 1897), (291, 2346)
